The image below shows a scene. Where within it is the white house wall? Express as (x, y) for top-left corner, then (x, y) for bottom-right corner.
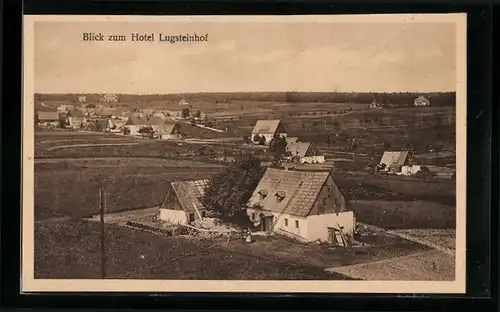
(159, 209), (188, 225)
(306, 211), (355, 242)
(247, 208), (309, 241)
(301, 156), (325, 164)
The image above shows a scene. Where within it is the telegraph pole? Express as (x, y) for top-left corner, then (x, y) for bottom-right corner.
(99, 186), (106, 279)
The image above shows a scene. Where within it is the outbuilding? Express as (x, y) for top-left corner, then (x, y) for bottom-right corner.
(158, 179), (210, 225)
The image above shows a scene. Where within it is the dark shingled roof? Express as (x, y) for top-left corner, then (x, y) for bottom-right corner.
(168, 179), (209, 215)
(248, 168), (331, 217)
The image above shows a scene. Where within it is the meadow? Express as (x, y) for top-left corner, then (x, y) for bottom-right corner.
(35, 157), (224, 220)
(34, 219), (426, 279)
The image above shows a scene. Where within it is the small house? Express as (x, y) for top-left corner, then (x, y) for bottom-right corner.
(124, 116), (165, 135)
(247, 168), (355, 244)
(414, 96), (430, 107)
(251, 119), (287, 145)
(158, 179), (210, 225)
(37, 111), (60, 127)
(102, 93), (119, 104)
(378, 151), (410, 173)
(178, 98), (190, 106)
(157, 122), (182, 140)
(287, 142), (325, 164)
(67, 109), (87, 129)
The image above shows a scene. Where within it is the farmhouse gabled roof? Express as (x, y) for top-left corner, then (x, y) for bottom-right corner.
(379, 151), (409, 168)
(287, 142), (319, 158)
(37, 111), (60, 121)
(247, 168), (332, 217)
(251, 120), (285, 135)
(163, 179), (209, 215)
(160, 122), (181, 134)
(285, 137), (299, 145)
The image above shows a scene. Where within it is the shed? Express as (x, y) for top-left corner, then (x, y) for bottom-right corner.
(158, 179), (210, 224)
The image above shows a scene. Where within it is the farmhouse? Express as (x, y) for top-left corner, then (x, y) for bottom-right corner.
(178, 98), (190, 106)
(102, 93), (119, 104)
(287, 142), (325, 164)
(124, 115), (165, 135)
(158, 179), (210, 225)
(67, 109), (87, 129)
(247, 168), (355, 245)
(37, 111), (60, 127)
(414, 96), (430, 107)
(379, 151), (410, 173)
(251, 119), (287, 145)
(157, 122), (183, 140)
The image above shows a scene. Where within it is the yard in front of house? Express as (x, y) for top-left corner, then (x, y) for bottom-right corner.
(34, 219), (427, 280)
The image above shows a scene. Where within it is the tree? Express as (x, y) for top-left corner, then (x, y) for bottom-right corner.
(242, 136), (250, 144)
(252, 134), (261, 143)
(181, 108), (190, 119)
(268, 135), (290, 167)
(333, 120), (341, 130)
(123, 127), (130, 135)
(201, 155), (262, 226)
(194, 110), (201, 118)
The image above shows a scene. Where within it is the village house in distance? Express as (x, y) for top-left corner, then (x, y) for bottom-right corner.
(251, 119), (287, 145)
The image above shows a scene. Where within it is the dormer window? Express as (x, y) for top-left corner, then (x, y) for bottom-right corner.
(275, 191), (286, 203)
(258, 190), (268, 200)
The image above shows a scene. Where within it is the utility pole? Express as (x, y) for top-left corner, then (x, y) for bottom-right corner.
(99, 186), (106, 279)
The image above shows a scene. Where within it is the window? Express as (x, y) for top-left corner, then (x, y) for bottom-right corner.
(201, 211), (206, 218)
(284, 218), (288, 226)
(189, 213), (195, 223)
(251, 213), (255, 220)
(295, 220), (299, 228)
(322, 197), (327, 206)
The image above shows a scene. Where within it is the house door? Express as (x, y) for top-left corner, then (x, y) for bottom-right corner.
(188, 213), (195, 223)
(261, 216), (273, 232)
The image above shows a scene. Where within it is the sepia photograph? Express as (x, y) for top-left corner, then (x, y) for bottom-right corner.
(22, 14), (466, 293)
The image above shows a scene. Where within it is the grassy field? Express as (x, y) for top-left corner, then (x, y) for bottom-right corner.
(35, 220), (426, 279)
(35, 158), (224, 220)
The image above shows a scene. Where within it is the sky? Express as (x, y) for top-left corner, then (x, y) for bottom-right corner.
(34, 21), (457, 94)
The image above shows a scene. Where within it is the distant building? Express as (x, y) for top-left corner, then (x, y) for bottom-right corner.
(247, 168), (355, 245)
(286, 142), (325, 164)
(378, 151), (410, 173)
(158, 179), (210, 224)
(102, 93), (119, 104)
(36, 111), (60, 127)
(251, 119), (287, 145)
(178, 98), (190, 106)
(124, 115), (165, 135)
(157, 122), (183, 140)
(66, 109), (87, 129)
(78, 96), (87, 104)
(414, 96), (430, 107)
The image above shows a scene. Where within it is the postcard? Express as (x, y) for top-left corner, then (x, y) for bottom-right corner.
(23, 13), (466, 293)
